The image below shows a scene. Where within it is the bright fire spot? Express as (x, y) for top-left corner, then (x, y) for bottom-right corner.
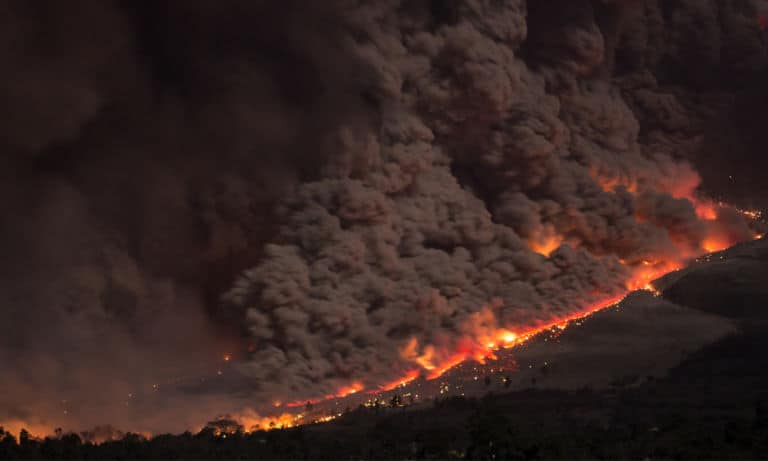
(217, 408), (353, 435)
(231, 214), (756, 431)
(395, 260), (692, 383)
(336, 383), (363, 397)
(702, 237), (730, 253)
(400, 338), (437, 370)
(625, 260), (682, 291)
(0, 420), (54, 440)
(694, 200), (719, 221)
(223, 354), (231, 362)
(283, 382), (364, 408)
(740, 209), (762, 220)
(427, 354), (469, 380)
(529, 234), (563, 257)
(591, 169), (638, 194)
(376, 369), (421, 392)
(483, 330), (518, 350)
(235, 412), (302, 432)
(258, 189), (764, 431)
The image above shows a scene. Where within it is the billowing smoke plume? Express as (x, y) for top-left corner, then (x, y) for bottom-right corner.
(1, 0), (766, 433)
(223, 0), (766, 405)
(0, 0), (377, 433)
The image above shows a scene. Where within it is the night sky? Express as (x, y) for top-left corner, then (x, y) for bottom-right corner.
(2, 0), (768, 440)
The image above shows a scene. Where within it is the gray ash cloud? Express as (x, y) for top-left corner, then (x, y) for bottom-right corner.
(1, 0), (766, 432)
(222, 0), (766, 404)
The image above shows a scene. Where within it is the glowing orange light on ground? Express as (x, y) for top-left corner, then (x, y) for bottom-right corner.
(283, 382), (364, 408)
(266, 193), (762, 428)
(702, 237), (730, 254)
(375, 370), (421, 393)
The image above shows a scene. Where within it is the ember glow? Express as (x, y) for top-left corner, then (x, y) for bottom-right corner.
(393, 203), (760, 386)
(528, 231), (565, 257)
(215, 409), (347, 435)
(4, 0), (768, 444)
(0, 420), (54, 441)
(4, 200), (762, 441)
(625, 260), (683, 292)
(261, 196), (762, 424)
(694, 200), (720, 221)
(283, 382), (364, 409)
(590, 167), (638, 194)
(702, 236), (731, 254)
(376, 370), (421, 392)
(397, 293), (627, 386)
(238, 412), (301, 431)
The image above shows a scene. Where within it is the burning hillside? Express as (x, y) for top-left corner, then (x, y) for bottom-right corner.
(2, 0), (768, 438)
(221, 0), (766, 414)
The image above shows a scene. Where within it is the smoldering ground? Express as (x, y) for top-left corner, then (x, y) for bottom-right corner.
(0, 0), (378, 433)
(1, 0), (767, 433)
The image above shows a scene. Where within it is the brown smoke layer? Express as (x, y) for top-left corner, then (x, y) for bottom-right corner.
(0, 0), (766, 433)
(223, 0), (766, 404)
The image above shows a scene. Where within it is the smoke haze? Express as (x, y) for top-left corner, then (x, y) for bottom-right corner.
(1, 0), (767, 434)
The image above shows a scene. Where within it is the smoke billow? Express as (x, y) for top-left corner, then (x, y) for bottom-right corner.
(1, 0), (766, 432)
(223, 0), (766, 404)
(0, 0), (377, 433)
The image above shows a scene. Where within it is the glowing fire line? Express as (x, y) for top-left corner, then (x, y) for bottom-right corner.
(275, 212), (763, 419)
(284, 382), (364, 408)
(241, 175), (765, 435)
(9, 181), (762, 438)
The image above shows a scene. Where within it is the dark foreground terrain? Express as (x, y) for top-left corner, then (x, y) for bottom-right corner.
(3, 333), (768, 460)
(3, 239), (768, 459)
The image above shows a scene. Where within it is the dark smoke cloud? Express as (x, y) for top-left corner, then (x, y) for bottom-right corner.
(0, 0), (378, 433)
(223, 0), (766, 405)
(1, 0), (766, 432)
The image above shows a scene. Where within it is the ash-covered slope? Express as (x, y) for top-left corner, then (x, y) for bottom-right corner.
(482, 291), (736, 392)
(480, 235), (768, 393)
(221, 0), (766, 407)
(2, 0), (767, 435)
(13, 244), (768, 459)
(658, 236), (768, 319)
(281, 235), (768, 458)
(379, 236), (768, 402)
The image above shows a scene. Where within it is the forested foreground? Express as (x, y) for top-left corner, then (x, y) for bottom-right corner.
(3, 331), (768, 460)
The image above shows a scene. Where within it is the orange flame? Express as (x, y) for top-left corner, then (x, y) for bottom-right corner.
(529, 234), (563, 257)
(265, 173), (763, 427)
(702, 236), (730, 253)
(427, 354), (469, 380)
(0, 420), (54, 440)
(392, 250), (718, 383)
(625, 260), (682, 291)
(376, 370), (421, 392)
(693, 199), (719, 221)
(228, 411), (303, 432)
(284, 382), (364, 408)
(591, 168), (638, 194)
(335, 383), (364, 398)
